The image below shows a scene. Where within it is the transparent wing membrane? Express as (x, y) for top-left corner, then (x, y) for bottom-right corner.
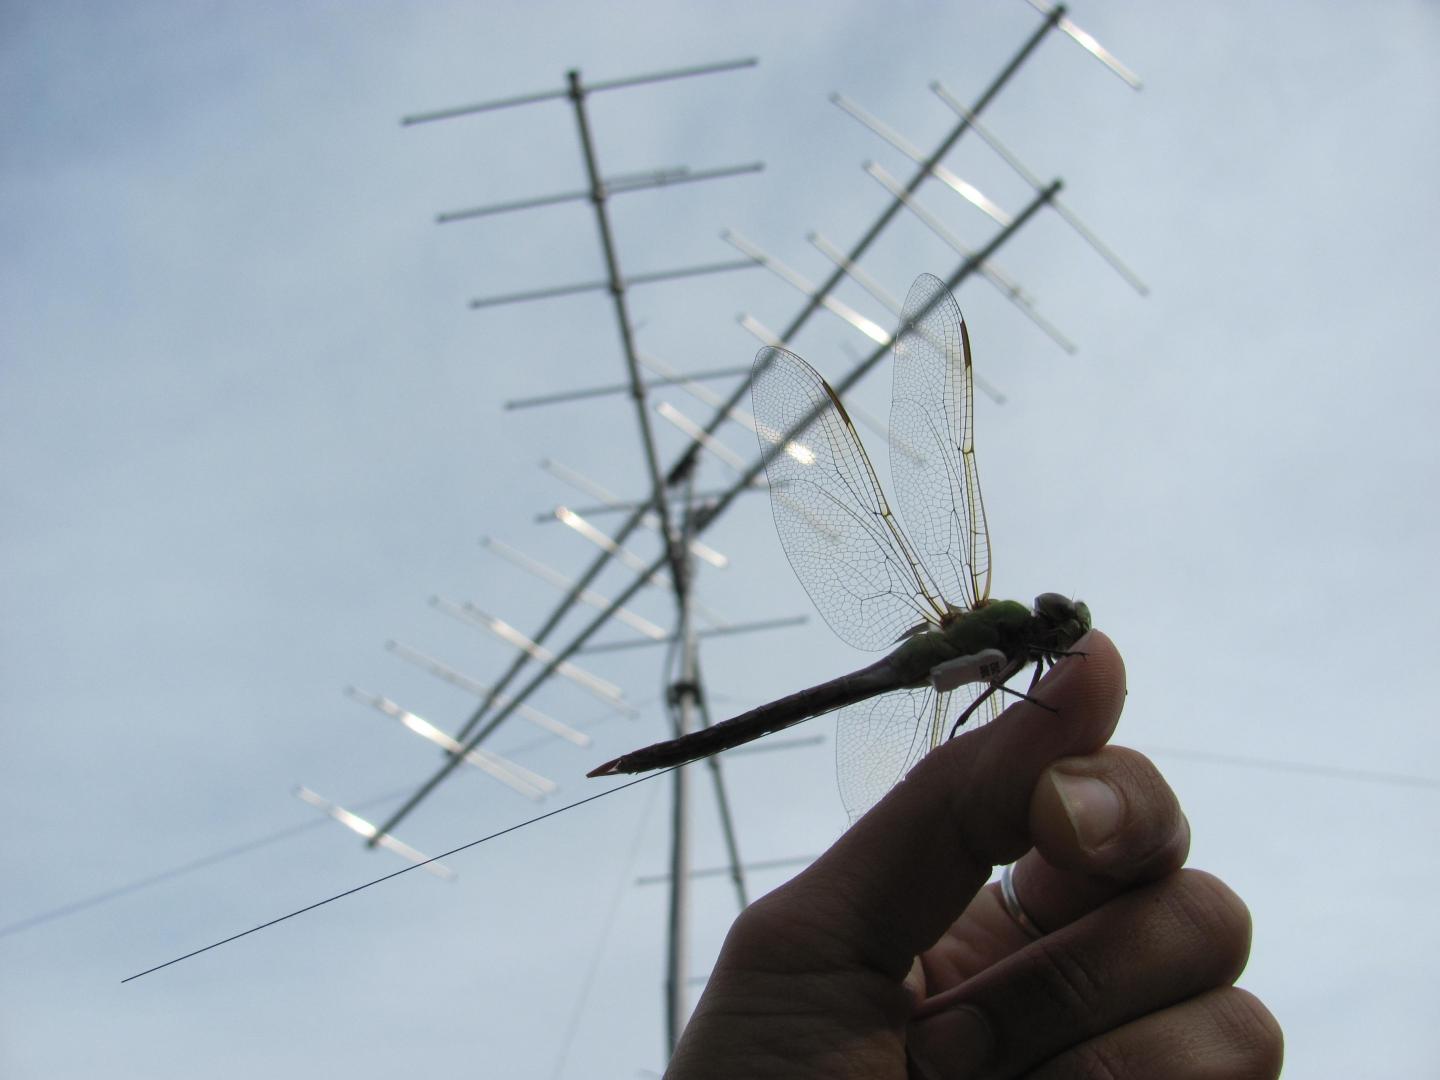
(834, 679), (1001, 823)
(751, 346), (948, 651)
(835, 687), (948, 822)
(891, 273), (991, 609)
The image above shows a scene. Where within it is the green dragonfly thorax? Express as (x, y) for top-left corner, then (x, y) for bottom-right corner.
(892, 594), (1091, 686)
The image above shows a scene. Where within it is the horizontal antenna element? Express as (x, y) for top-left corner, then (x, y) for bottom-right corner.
(385, 641), (591, 747)
(429, 597), (631, 710)
(542, 459), (729, 569)
(863, 161), (1077, 354)
(480, 536), (668, 640)
(438, 162), (763, 224)
(930, 80), (1148, 295)
(829, 93), (1011, 226)
(469, 259), (755, 310)
(346, 687), (556, 799)
(401, 56), (759, 125)
(1024, 0), (1143, 89)
(721, 229), (890, 344)
(293, 787), (454, 879)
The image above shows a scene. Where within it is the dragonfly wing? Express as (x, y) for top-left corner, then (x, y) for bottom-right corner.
(835, 686), (950, 823)
(752, 346), (948, 651)
(889, 274), (991, 610)
(835, 677), (1003, 824)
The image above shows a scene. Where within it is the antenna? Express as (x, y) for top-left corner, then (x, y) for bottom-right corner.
(303, 6), (1145, 1058)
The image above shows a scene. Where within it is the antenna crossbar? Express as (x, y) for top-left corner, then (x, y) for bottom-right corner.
(438, 161), (764, 224)
(469, 258), (756, 309)
(400, 56), (758, 125)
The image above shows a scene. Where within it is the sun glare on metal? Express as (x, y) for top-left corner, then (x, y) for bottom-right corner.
(346, 687), (556, 800)
(293, 787), (454, 879)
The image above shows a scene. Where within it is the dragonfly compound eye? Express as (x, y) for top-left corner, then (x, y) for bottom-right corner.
(1033, 593), (1091, 647)
(1033, 592), (1073, 621)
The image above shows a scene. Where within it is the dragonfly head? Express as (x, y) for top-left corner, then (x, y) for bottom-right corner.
(1032, 592), (1092, 652)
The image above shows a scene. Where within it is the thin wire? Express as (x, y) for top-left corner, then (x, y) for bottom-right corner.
(120, 767), (679, 984)
(1143, 745), (1440, 791)
(0, 787), (411, 941)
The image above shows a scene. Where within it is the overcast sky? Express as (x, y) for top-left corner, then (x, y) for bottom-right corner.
(3, 3), (1438, 1077)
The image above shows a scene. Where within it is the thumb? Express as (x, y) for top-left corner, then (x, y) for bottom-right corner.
(768, 631), (1126, 980)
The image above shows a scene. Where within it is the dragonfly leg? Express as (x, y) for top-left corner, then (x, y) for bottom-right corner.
(996, 681), (1059, 713)
(946, 656), (1029, 740)
(947, 680), (1006, 740)
(946, 649), (1077, 740)
(1022, 645), (1087, 690)
(1028, 660), (1046, 691)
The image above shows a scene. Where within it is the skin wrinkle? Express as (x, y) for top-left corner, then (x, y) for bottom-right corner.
(922, 890), (1018, 987)
(1147, 991), (1242, 1069)
(1059, 873), (1247, 999)
(1015, 931), (1114, 1024)
(1052, 1035), (1130, 1080)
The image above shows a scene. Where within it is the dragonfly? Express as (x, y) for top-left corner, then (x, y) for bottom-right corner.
(588, 274), (1090, 821)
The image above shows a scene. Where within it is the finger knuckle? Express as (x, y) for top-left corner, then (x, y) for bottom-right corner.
(726, 893), (808, 960)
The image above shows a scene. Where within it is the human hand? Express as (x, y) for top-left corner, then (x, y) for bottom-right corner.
(665, 632), (1282, 1078)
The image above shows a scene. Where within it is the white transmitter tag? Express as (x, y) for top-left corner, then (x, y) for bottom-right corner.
(928, 648), (1008, 693)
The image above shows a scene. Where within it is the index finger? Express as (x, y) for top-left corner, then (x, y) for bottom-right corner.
(770, 630), (1126, 980)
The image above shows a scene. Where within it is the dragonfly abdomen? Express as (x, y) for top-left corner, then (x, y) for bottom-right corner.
(586, 653), (908, 777)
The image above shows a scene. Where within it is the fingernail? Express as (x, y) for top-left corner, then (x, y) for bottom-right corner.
(1052, 772), (1123, 853)
(911, 1005), (992, 1078)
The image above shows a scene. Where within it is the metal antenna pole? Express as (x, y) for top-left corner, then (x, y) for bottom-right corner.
(567, 70), (681, 579)
(664, 469), (700, 1053)
(696, 656), (749, 910)
(566, 68), (723, 1045)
